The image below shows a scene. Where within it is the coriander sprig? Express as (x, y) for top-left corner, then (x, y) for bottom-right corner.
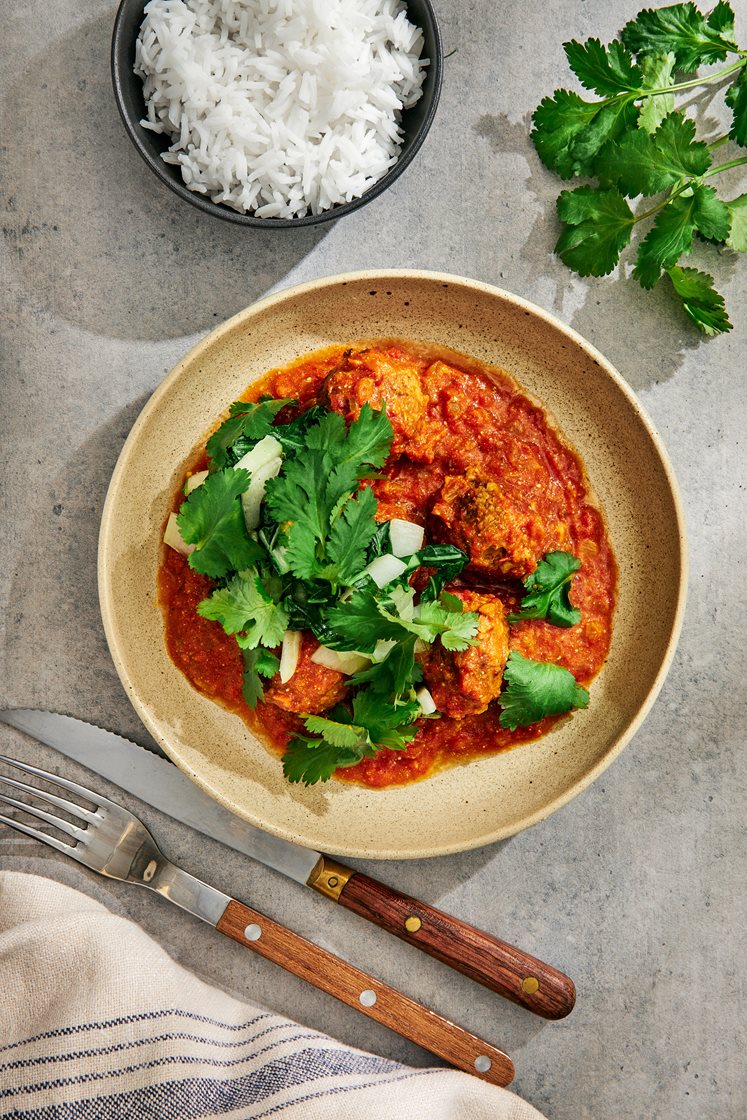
(531, 1), (746, 335)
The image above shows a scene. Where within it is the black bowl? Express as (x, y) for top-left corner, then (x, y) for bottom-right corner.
(111, 0), (443, 227)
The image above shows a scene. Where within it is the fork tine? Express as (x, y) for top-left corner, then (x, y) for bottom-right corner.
(0, 752), (115, 812)
(0, 811), (77, 855)
(0, 791), (87, 842)
(0, 771), (98, 824)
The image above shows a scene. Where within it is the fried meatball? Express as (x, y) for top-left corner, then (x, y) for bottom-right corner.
(430, 465), (570, 581)
(370, 460), (444, 525)
(320, 347), (434, 460)
(421, 590), (509, 719)
(264, 634), (347, 715)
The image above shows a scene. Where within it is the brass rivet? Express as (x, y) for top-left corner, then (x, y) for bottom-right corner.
(522, 976), (540, 994)
(327, 875), (339, 888)
(405, 915), (422, 933)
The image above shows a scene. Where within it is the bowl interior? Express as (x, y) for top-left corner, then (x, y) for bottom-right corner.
(99, 271), (686, 858)
(111, 0), (443, 227)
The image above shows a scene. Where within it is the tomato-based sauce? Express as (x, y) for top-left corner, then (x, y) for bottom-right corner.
(158, 341), (616, 788)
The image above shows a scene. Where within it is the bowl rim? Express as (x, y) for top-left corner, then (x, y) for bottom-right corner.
(110, 0), (444, 228)
(98, 269), (688, 857)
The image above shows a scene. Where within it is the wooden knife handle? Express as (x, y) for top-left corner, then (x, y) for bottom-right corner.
(216, 898), (514, 1087)
(311, 863), (575, 1020)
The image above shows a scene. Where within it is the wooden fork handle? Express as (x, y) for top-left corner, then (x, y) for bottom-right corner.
(216, 898), (514, 1087)
(330, 869), (575, 1020)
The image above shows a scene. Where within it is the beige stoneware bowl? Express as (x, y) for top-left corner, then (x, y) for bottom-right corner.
(98, 270), (687, 859)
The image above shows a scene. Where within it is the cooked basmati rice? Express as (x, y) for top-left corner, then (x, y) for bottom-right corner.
(135, 0), (428, 219)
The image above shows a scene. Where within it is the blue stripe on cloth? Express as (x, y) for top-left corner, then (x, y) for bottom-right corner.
(0, 1035), (354, 1099)
(0, 1022), (307, 1074)
(0, 1010), (274, 1054)
(3, 1050), (433, 1120)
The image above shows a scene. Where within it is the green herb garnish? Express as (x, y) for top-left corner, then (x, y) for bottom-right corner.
(175, 468), (264, 578)
(499, 652), (590, 730)
(197, 571), (289, 648)
(263, 405), (392, 585)
(206, 398), (295, 468)
(241, 648), (280, 708)
(283, 690), (421, 786)
(175, 396), (592, 785)
(175, 397), (481, 783)
(509, 551), (582, 627)
(530, 1), (746, 335)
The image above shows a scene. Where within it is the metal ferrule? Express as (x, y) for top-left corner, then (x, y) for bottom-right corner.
(306, 855), (354, 901)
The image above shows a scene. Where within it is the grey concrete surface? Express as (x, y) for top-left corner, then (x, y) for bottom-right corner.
(1, 2), (745, 1117)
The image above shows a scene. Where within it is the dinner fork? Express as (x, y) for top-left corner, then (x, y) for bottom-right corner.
(0, 753), (514, 1087)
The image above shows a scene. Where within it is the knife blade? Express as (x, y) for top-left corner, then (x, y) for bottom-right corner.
(0, 708), (575, 1019)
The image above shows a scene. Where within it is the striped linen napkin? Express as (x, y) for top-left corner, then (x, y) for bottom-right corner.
(0, 871), (547, 1119)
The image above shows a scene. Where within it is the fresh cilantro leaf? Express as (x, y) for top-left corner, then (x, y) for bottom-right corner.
(708, 1), (735, 35)
(268, 452), (334, 580)
(325, 486), (379, 584)
(634, 186), (729, 287)
(439, 590), (464, 613)
(283, 736), (362, 785)
(176, 469), (263, 578)
(350, 688), (420, 748)
(265, 405), (392, 585)
(350, 635), (421, 698)
(531, 90), (601, 179)
(328, 401), (394, 473)
(283, 579), (338, 643)
(509, 552), (582, 628)
(726, 67), (747, 146)
(499, 652), (590, 730)
(415, 598), (480, 651)
(531, 89), (637, 179)
(726, 194), (747, 250)
(206, 398), (294, 468)
(635, 197), (696, 287)
(241, 647), (280, 709)
(325, 579), (479, 655)
(621, 2), (740, 71)
(637, 53), (676, 134)
(415, 544), (470, 601)
(556, 187), (635, 276)
(242, 650), (264, 709)
(255, 648), (281, 677)
(564, 37), (643, 96)
(667, 265), (733, 334)
(303, 714), (367, 749)
(283, 687), (419, 785)
(692, 184), (731, 241)
(198, 571), (289, 649)
(366, 520), (392, 561)
(574, 99), (638, 174)
(272, 405), (328, 455)
(596, 112), (711, 197)
(325, 589), (408, 652)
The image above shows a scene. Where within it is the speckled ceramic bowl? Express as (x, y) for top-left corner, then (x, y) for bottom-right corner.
(98, 271), (687, 858)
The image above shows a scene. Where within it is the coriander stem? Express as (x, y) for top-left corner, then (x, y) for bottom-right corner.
(639, 58), (746, 99)
(708, 136), (730, 150)
(703, 156), (747, 179)
(634, 180), (689, 224)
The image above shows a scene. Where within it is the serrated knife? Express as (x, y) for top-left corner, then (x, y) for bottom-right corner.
(0, 708), (575, 1019)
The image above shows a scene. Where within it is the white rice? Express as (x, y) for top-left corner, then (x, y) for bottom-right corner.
(135, 0), (428, 219)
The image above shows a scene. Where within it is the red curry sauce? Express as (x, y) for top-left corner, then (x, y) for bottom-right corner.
(158, 341), (616, 788)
